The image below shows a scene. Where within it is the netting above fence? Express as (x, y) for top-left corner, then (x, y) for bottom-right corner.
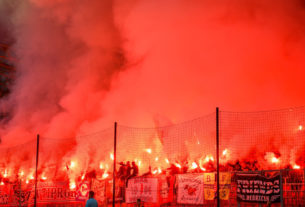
(39, 127), (114, 183)
(0, 139), (36, 182)
(220, 107), (305, 171)
(117, 113), (216, 176)
(0, 107), (305, 206)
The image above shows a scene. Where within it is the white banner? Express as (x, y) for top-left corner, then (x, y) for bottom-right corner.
(177, 174), (204, 204)
(125, 177), (158, 203)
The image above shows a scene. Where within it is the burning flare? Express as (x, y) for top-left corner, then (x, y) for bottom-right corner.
(145, 148), (152, 154)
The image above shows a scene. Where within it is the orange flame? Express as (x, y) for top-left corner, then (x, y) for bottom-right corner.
(70, 161), (76, 168)
(69, 182), (76, 189)
(293, 164), (301, 169)
(204, 155), (214, 163)
(102, 172), (109, 179)
(3, 169), (8, 178)
(175, 163), (181, 168)
(191, 162), (198, 169)
(145, 148), (152, 154)
(271, 157), (279, 163)
(158, 167), (162, 174)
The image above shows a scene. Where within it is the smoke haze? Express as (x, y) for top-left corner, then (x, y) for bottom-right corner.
(0, 0), (305, 177)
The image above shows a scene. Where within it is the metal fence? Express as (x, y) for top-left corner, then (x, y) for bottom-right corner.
(0, 107), (304, 206)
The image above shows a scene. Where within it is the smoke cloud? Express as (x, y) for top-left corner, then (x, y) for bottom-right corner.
(0, 0), (305, 178)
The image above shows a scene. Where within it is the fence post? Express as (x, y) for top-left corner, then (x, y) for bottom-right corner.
(303, 168), (305, 206)
(34, 134), (40, 207)
(113, 122), (117, 207)
(280, 170), (284, 207)
(216, 107), (220, 207)
(19, 179), (21, 207)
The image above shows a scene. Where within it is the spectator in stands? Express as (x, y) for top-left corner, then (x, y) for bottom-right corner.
(125, 161), (131, 177)
(126, 161), (139, 187)
(168, 164), (180, 175)
(131, 161), (139, 176)
(117, 162), (126, 180)
(85, 191), (98, 207)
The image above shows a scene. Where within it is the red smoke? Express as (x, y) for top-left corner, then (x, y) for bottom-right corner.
(0, 0), (305, 182)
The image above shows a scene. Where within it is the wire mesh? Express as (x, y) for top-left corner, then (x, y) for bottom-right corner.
(117, 113), (216, 177)
(0, 139), (36, 182)
(0, 107), (304, 206)
(219, 106), (305, 172)
(39, 127), (114, 181)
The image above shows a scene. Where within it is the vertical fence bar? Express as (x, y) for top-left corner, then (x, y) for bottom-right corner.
(113, 122), (117, 207)
(280, 170), (284, 207)
(303, 168), (305, 206)
(216, 107), (220, 207)
(34, 134), (40, 207)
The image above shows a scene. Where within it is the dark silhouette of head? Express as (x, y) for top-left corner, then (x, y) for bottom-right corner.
(89, 191), (94, 199)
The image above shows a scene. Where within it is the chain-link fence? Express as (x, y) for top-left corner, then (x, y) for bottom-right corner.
(0, 107), (304, 206)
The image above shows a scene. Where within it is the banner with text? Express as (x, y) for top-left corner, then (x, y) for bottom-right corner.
(203, 173), (215, 201)
(0, 181), (86, 206)
(237, 174), (281, 203)
(219, 172), (231, 200)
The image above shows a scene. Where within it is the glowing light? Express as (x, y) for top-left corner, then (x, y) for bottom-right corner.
(222, 149), (228, 156)
(70, 182), (76, 189)
(299, 125), (303, 131)
(155, 157), (159, 162)
(145, 148), (152, 154)
(41, 175), (47, 180)
(175, 163), (181, 168)
(200, 167), (206, 171)
(191, 162), (198, 169)
(110, 153), (114, 160)
(158, 167), (162, 174)
(197, 140), (200, 145)
(81, 174), (85, 180)
(20, 171), (24, 176)
(165, 158), (169, 164)
(102, 172), (109, 179)
(30, 175), (34, 180)
(271, 157), (279, 163)
(152, 170), (157, 174)
(0, 182), (4, 185)
(293, 164), (301, 169)
(26, 180), (29, 184)
(138, 160), (142, 167)
(99, 163), (104, 169)
(3, 169), (7, 178)
(70, 161), (76, 168)
(204, 155), (214, 163)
